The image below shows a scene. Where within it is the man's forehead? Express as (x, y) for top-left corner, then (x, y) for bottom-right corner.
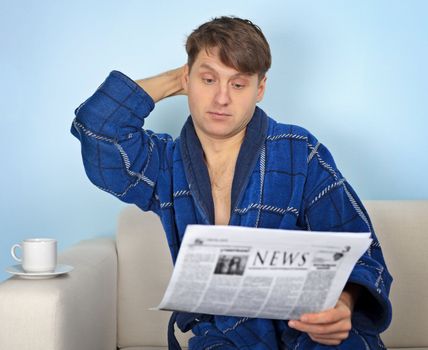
(193, 49), (255, 78)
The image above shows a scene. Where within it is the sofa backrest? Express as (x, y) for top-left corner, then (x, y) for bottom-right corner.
(116, 201), (428, 348)
(364, 200), (428, 348)
(116, 206), (191, 348)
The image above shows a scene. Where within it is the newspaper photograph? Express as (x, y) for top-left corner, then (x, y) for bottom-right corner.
(156, 225), (371, 320)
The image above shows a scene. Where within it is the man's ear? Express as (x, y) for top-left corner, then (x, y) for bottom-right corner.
(182, 64), (190, 94)
(256, 76), (267, 102)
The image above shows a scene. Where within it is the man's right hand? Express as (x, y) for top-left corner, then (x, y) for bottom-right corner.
(135, 66), (186, 103)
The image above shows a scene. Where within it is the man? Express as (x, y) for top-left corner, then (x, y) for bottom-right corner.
(72, 16), (392, 349)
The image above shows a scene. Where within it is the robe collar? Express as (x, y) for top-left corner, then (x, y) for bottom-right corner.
(179, 106), (268, 224)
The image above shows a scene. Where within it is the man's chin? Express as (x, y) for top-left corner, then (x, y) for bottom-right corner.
(197, 126), (246, 141)
(191, 116), (249, 141)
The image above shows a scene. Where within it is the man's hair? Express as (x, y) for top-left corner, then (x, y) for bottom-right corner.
(185, 16), (271, 79)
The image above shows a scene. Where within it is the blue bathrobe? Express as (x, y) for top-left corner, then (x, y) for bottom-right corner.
(71, 71), (392, 349)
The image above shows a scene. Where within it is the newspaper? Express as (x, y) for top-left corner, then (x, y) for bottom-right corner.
(156, 225), (371, 320)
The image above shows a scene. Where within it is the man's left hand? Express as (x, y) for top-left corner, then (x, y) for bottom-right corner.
(288, 285), (360, 346)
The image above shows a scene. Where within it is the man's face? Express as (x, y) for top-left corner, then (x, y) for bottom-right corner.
(183, 47), (266, 141)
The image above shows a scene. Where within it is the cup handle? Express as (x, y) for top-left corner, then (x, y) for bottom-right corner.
(11, 244), (22, 262)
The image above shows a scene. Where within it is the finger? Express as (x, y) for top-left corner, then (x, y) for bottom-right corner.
(288, 319), (351, 335)
(300, 303), (351, 324)
(309, 331), (350, 341)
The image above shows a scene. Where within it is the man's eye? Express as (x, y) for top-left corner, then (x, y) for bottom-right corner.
(232, 82), (245, 89)
(203, 78), (215, 84)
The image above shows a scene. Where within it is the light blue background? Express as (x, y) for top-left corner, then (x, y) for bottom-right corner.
(1, 0), (427, 282)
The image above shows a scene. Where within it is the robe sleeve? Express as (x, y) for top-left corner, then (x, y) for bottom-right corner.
(303, 132), (393, 333)
(71, 70), (173, 214)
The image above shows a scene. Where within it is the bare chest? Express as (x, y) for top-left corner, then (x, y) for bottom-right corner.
(209, 169), (234, 226)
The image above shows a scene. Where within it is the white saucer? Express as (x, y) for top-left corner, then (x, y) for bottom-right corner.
(5, 264), (74, 279)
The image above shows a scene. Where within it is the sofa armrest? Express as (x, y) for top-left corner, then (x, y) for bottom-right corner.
(0, 237), (117, 350)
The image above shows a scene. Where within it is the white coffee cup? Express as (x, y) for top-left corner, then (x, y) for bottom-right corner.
(11, 238), (57, 273)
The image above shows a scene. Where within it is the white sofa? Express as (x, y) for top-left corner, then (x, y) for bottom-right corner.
(0, 201), (427, 350)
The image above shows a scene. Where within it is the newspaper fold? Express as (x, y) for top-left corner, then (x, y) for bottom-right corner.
(156, 225), (371, 320)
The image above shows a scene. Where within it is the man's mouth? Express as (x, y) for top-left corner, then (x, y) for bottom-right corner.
(207, 111), (232, 118)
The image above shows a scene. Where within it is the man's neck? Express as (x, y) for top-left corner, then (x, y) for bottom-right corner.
(195, 128), (245, 171)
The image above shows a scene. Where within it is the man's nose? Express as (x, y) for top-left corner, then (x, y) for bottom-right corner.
(214, 83), (231, 105)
